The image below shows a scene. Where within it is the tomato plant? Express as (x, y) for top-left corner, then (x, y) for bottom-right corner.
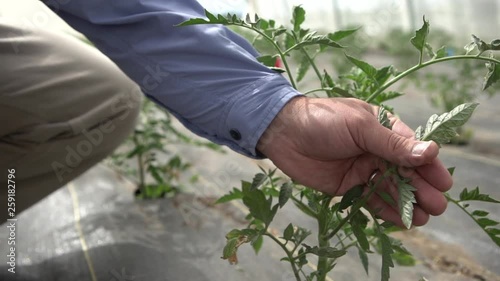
(179, 6), (500, 281)
(109, 99), (222, 198)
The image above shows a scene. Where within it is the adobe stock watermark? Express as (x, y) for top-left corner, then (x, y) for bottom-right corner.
(51, 88), (142, 182)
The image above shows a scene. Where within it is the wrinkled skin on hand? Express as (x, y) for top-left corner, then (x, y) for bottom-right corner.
(257, 96), (453, 227)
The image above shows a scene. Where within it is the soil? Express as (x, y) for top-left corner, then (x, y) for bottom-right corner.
(393, 229), (500, 281)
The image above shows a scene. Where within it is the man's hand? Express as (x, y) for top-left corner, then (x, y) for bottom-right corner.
(257, 96), (453, 227)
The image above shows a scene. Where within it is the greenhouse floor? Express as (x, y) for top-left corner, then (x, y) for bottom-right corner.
(1, 58), (500, 281)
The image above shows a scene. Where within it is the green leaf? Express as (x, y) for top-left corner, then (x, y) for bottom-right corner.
(420, 103), (479, 144)
(283, 223), (294, 241)
(398, 182), (417, 229)
(410, 16), (430, 58)
(222, 237), (239, 260)
(477, 218), (499, 227)
(322, 70), (335, 87)
(285, 32), (296, 50)
(447, 167), (455, 176)
(291, 6), (306, 32)
(379, 232), (395, 281)
(378, 191), (396, 206)
(252, 235), (264, 254)
(375, 92), (403, 104)
(279, 182), (293, 208)
(434, 46), (447, 59)
(222, 229), (261, 264)
(339, 185), (364, 212)
(377, 107), (392, 129)
(296, 53), (311, 83)
(375, 66), (395, 85)
(351, 212), (370, 251)
(303, 245), (347, 258)
(448, 191), (500, 247)
(328, 27), (360, 41)
(345, 54), (377, 79)
(177, 17), (211, 26)
(329, 87), (353, 98)
(126, 145), (146, 158)
(148, 165), (165, 184)
(483, 62), (500, 91)
(273, 28), (287, 38)
(472, 210), (489, 217)
(225, 228), (259, 239)
(177, 10), (228, 26)
(251, 173), (267, 190)
(358, 247), (369, 275)
(392, 251), (416, 266)
(458, 187), (500, 203)
(293, 200), (317, 218)
(286, 33), (343, 54)
(242, 189), (274, 226)
(389, 238), (415, 266)
(216, 188), (244, 204)
(414, 126), (424, 141)
(256, 55), (278, 67)
(293, 227), (312, 246)
(470, 34), (490, 54)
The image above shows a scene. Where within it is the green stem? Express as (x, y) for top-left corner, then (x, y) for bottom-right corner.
(316, 198), (332, 281)
(132, 135), (146, 191)
(445, 194), (476, 221)
(365, 55), (500, 103)
(418, 50), (423, 66)
(301, 49), (323, 82)
(232, 23), (297, 89)
(304, 88), (333, 96)
(291, 196), (318, 219)
(326, 168), (394, 240)
(265, 232), (302, 281)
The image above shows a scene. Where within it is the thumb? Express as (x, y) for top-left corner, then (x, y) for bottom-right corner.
(361, 124), (439, 167)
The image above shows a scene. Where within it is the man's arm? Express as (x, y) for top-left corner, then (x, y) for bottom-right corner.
(44, 0), (301, 157)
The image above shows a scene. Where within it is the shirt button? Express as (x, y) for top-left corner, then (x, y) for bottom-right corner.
(229, 129), (241, 140)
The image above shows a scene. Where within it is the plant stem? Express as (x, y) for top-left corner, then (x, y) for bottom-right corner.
(316, 199), (331, 281)
(132, 135), (146, 191)
(301, 48), (323, 82)
(231, 23), (298, 89)
(326, 169), (393, 240)
(366, 55), (500, 103)
(291, 196), (318, 219)
(264, 232), (302, 281)
(304, 88), (333, 96)
(444, 194), (473, 219)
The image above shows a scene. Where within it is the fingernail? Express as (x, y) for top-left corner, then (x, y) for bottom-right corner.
(412, 141), (431, 156)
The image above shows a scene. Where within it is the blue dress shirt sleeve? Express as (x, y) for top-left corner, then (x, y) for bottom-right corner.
(43, 0), (302, 158)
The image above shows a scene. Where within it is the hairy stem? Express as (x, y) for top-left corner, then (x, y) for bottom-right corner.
(231, 23), (298, 88)
(326, 169), (393, 240)
(316, 198), (333, 281)
(304, 88), (333, 96)
(265, 232), (302, 281)
(366, 55), (500, 103)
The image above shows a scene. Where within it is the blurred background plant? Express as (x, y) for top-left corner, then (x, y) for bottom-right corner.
(108, 100), (222, 199)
